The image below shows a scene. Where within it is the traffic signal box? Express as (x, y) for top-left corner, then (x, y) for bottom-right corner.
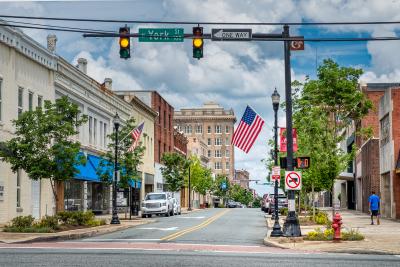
(119, 27), (130, 59)
(280, 156), (310, 169)
(193, 26), (203, 59)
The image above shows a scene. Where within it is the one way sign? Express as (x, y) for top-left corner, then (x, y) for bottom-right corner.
(211, 29), (252, 41)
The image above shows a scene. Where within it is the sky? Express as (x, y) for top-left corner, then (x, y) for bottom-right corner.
(1, 0), (400, 196)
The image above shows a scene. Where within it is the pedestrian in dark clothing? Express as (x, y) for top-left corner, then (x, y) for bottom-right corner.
(368, 191), (380, 225)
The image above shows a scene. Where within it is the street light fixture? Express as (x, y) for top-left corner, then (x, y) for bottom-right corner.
(111, 113), (121, 224)
(270, 88), (283, 237)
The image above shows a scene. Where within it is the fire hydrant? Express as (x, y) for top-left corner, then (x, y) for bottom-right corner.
(332, 212), (342, 242)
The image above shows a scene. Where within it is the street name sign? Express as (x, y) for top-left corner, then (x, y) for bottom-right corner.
(211, 28), (252, 41)
(272, 166), (281, 181)
(285, 171), (302, 190)
(139, 28), (184, 42)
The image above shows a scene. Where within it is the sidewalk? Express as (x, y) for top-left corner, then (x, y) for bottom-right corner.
(264, 209), (400, 255)
(0, 213), (152, 244)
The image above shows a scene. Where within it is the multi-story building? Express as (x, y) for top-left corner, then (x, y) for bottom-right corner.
(234, 169), (250, 190)
(55, 54), (156, 215)
(0, 24), (57, 223)
(115, 91), (174, 193)
(174, 102), (236, 180)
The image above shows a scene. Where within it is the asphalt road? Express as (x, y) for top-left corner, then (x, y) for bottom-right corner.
(0, 208), (399, 266)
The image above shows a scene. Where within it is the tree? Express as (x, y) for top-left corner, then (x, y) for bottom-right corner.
(0, 96), (87, 210)
(212, 174), (229, 200)
(189, 156), (213, 203)
(97, 117), (145, 189)
(292, 59), (372, 216)
(229, 184), (254, 206)
(161, 152), (189, 192)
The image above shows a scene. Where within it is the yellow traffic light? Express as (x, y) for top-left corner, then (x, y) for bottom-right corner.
(193, 38), (203, 48)
(119, 37), (129, 48)
(119, 26), (130, 59)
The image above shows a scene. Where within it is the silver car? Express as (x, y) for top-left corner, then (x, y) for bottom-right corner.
(171, 198), (181, 215)
(141, 192), (174, 218)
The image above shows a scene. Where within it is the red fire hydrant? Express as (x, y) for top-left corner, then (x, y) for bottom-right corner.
(332, 212), (342, 242)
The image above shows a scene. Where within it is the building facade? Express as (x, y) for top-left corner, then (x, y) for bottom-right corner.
(174, 102), (236, 180)
(115, 91), (174, 194)
(234, 169), (250, 190)
(0, 24), (57, 223)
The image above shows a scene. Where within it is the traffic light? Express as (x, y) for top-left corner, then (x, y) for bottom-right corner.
(119, 26), (130, 59)
(192, 26), (203, 59)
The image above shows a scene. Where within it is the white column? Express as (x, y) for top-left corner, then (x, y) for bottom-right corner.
(83, 181), (88, 211)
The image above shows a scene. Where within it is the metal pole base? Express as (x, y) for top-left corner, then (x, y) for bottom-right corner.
(282, 212), (301, 237)
(110, 214), (120, 224)
(270, 220), (283, 237)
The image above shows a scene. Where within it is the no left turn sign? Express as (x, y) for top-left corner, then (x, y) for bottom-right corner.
(285, 171), (302, 190)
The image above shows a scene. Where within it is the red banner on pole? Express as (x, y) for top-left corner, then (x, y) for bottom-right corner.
(279, 128), (298, 152)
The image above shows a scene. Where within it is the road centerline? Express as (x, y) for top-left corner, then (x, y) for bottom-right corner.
(161, 209), (231, 241)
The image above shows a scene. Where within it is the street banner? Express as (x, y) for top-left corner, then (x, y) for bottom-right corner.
(279, 128), (298, 152)
(285, 171), (302, 191)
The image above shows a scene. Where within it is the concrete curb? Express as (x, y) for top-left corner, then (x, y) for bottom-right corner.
(0, 220), (153, 244)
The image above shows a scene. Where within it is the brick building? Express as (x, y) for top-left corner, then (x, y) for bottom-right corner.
(174, 102), (236, 180)
(234, 169), (250, 190)
(355, 83), (400, 219)
(115, 91), (175, 193)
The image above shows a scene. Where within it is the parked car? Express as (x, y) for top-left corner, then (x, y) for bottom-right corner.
(141, 192), (174, 218)
(227, 200), (238, 208)
(171, 197), (181, 215)
(262, 193), (288, 214)
(261, 194), (272, 213)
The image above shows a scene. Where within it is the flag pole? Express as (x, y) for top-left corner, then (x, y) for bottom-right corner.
(119, 121), (144, 143)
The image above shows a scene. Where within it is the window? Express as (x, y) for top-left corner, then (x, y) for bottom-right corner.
(163, 110), (166, 128)
(93, 118), (97, 145)
(18, 87), (23, 118)
(185, 125), (192, 134)
(215, 150), (221, 158)
(103, 123), (107, 147)
(226, 149), (230, 158)
(215, 138), (222, 146)
(207, 126), (211, 134)
(177, 125), (182, 132)
(215, 162), (221, 170)
(226, 161), (230, 170)
(226, 138), (230, 145)
(28, 91), (33, 111)
(88, 116), (93, 144)
(207, 138), (212, 146)
(207, 150), (211, 157)
(380, 115), (390, 145)
(225, 125), (230, 134)
(196, 125), (203, 134)
(0, 78), (2, 121)
(37, 95), (43, 108)
(215, 125), (221, 134)
(16, 169), (21, 208)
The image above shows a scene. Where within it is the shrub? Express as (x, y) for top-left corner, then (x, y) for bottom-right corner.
(280, 208), (288, 216)
(314, 211), (329, 225)
(38, 215), (59, 230)
(57, 211), (74, 225)
(305, 227), (325, 241)
(9, 215), (34, 228)
(342, 228), (365, 241)
(323, 228), (334, 240)
(3, 226), (54, 233)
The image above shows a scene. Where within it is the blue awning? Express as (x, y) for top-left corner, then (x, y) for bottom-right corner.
(128, 179), (141, 189)
(74, 152), (99, 182)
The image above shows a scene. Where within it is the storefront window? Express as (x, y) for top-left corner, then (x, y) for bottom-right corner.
(87, 182), (110, 214)
(64, 180), (84, 211)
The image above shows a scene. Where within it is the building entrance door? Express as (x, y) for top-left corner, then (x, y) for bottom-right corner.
(382, 173), (391, 218)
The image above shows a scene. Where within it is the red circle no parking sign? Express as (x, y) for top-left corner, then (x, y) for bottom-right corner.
(285, 171), (302, 190)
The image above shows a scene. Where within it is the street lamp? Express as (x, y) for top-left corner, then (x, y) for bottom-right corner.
(188, 164), (192, 211)
(111, 113), (121, 224)
(270, 88), (283, 237)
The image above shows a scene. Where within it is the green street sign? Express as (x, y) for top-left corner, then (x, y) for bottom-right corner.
(139, 28), (184, 42)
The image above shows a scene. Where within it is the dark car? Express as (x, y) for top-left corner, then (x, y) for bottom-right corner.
(227, 201), (238, 208)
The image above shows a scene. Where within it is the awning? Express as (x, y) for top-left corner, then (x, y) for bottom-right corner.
(128, 179), (141, 189)
(74, 152), (99, 182)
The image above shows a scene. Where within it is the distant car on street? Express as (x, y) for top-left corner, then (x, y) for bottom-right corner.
(171, 197), (181, 215)
(262, 193), (287, 214)
(227, 201), (238, 208)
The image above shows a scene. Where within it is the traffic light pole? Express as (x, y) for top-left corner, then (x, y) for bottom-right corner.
(282, 25), (301, 237)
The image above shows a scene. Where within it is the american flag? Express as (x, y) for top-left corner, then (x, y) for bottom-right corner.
(127, 122), (144, 152)
(231, 106), (265, 153)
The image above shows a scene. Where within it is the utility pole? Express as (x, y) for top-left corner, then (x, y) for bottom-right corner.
(282, 25), (301, 237)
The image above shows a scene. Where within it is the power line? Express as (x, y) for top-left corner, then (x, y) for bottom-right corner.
(2, 14), (400, 26)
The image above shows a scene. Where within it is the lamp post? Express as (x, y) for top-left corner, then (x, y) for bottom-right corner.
(270, 88), (283, 237)
(188, 164), (192, 211)
(111, 113), (121, 224)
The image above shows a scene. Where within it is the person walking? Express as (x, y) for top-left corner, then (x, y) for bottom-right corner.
(368, 191), (380, 225)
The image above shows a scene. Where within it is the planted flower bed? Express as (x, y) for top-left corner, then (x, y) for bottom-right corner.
(3, 211), (106, 233)
(304, 227), (365, 241)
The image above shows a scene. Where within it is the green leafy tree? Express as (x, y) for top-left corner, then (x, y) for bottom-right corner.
(212, 174), (229, 200)
(229, 184), (254, 206)
(292, 59), (372, 216)
(161, 152), (189, 192)
(189, 156), (213, 202)
(97, 117), (145, 189)
(0, 96), (87, 210)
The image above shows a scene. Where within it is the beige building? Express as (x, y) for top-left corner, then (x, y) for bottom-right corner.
(174, 102), (236, 180)
(234, 169), (250, 190)
(0, 24), (57, 223)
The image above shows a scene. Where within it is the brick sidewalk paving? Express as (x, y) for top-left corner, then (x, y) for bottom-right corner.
(265, 209), (400, 255)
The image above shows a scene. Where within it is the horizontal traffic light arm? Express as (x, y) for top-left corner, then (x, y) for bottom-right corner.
(83, 32), (304, 41)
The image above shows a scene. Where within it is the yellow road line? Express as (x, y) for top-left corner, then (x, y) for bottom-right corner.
(161, 209), (230, 241)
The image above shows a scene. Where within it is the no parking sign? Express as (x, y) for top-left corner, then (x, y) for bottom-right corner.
(285, 171), (302, 190)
